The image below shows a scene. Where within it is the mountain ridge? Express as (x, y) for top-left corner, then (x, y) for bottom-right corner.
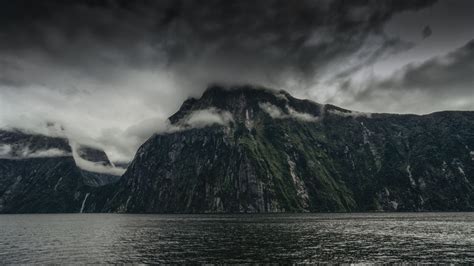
(1, 85), (473, 213)
(82, 85), (474, 213)
(0, 129), (122, 213)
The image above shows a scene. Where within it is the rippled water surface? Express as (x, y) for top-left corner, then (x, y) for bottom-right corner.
(0, 213), (473, 263)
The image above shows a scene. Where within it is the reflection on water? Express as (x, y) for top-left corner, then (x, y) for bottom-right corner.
(0, 212), (472, 263)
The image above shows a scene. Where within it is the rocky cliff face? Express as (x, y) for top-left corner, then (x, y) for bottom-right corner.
(0, 129), (121, 213)
(86, 86), (474, 213)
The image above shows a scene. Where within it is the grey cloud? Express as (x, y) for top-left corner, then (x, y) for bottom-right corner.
(379, 40), (474, 93)
(348, 40), (474, 113)
(3, 0), (461, 160)
(181, 108), (234, 129)
(0, 0), (438, 90)
(422, 25), (432, 39)
(259, 102), (319, 122)
(0, 141), (71, 160)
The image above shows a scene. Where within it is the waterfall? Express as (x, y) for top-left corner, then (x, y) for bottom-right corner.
(79, 193), (90, 213)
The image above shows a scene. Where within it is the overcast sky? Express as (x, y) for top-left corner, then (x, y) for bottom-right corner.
(0, 0), (473, 161)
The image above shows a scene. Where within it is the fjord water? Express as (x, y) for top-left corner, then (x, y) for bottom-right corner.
(0, 213), (472, 263)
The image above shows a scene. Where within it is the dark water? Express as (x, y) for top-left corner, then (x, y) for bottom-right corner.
(0, 213), (472, 263)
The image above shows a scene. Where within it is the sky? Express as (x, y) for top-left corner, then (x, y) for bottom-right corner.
(0, 0), (473, 161)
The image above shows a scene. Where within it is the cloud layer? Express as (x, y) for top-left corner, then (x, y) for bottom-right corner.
(0, 144), (71, 159)
(259, 102), (319, 122)
(0, 0), (473, 160)
(347, 40), (474, 113)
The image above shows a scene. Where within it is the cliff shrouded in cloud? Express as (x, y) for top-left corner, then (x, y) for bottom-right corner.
(0, 0), (473, 161)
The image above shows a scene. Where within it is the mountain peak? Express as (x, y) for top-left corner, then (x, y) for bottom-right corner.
(169, 84), (323, 125)
(76, 145), (112, 166)
(97, 85), (474, 214)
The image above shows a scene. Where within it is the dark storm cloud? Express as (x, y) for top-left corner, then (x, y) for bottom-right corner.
(349, 40), (474, 113)
(8, 0), (473, 160)
(0, 0), (166, 87)
(378, 40), (474, 93)
(0, 0), (438, 90)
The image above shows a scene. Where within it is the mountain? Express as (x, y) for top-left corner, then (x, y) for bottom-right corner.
(84, 85), (474, 213)
(75, 145), (123, 187)
(0, 129), (122, 213)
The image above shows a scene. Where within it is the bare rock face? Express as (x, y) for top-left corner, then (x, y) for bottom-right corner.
(86, 85), (474, 213)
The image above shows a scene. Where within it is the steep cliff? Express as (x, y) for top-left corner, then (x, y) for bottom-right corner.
(86, 86), (474, 213)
